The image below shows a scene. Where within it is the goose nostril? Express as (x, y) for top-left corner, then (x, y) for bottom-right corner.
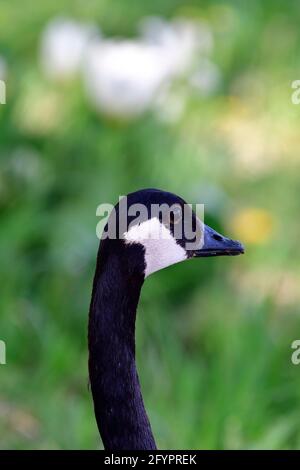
(212, 234), (223, 242)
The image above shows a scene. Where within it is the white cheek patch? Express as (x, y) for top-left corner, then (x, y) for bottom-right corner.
(124, 217), (187, 277)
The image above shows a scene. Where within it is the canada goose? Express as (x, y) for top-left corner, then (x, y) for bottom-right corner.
(88, 188), (244, 450)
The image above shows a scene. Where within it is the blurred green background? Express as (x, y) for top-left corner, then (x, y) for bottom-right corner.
(1, 0), (300, 449)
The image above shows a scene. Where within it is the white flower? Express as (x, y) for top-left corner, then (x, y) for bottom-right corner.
(83, 40), (171, 118)
(40, 17), (100, 81)
(80, 16), (215, 118)
(140, 17), (213, 76)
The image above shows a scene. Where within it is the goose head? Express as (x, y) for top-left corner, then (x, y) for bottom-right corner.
(100, 188), (244, 278)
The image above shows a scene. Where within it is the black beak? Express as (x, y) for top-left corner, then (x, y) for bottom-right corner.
(193, 224), (245, 257)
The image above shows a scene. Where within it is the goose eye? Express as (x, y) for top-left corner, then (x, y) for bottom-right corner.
(170, 205), (182, 225)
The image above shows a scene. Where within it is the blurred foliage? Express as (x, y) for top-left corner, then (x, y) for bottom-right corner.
(1, 0), (300, 450)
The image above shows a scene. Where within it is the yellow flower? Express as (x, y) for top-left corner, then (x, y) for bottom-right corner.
(230, 208), (274, 244)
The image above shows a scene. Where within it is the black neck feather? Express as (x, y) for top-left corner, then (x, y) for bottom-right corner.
(88, 241), (157, 450)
